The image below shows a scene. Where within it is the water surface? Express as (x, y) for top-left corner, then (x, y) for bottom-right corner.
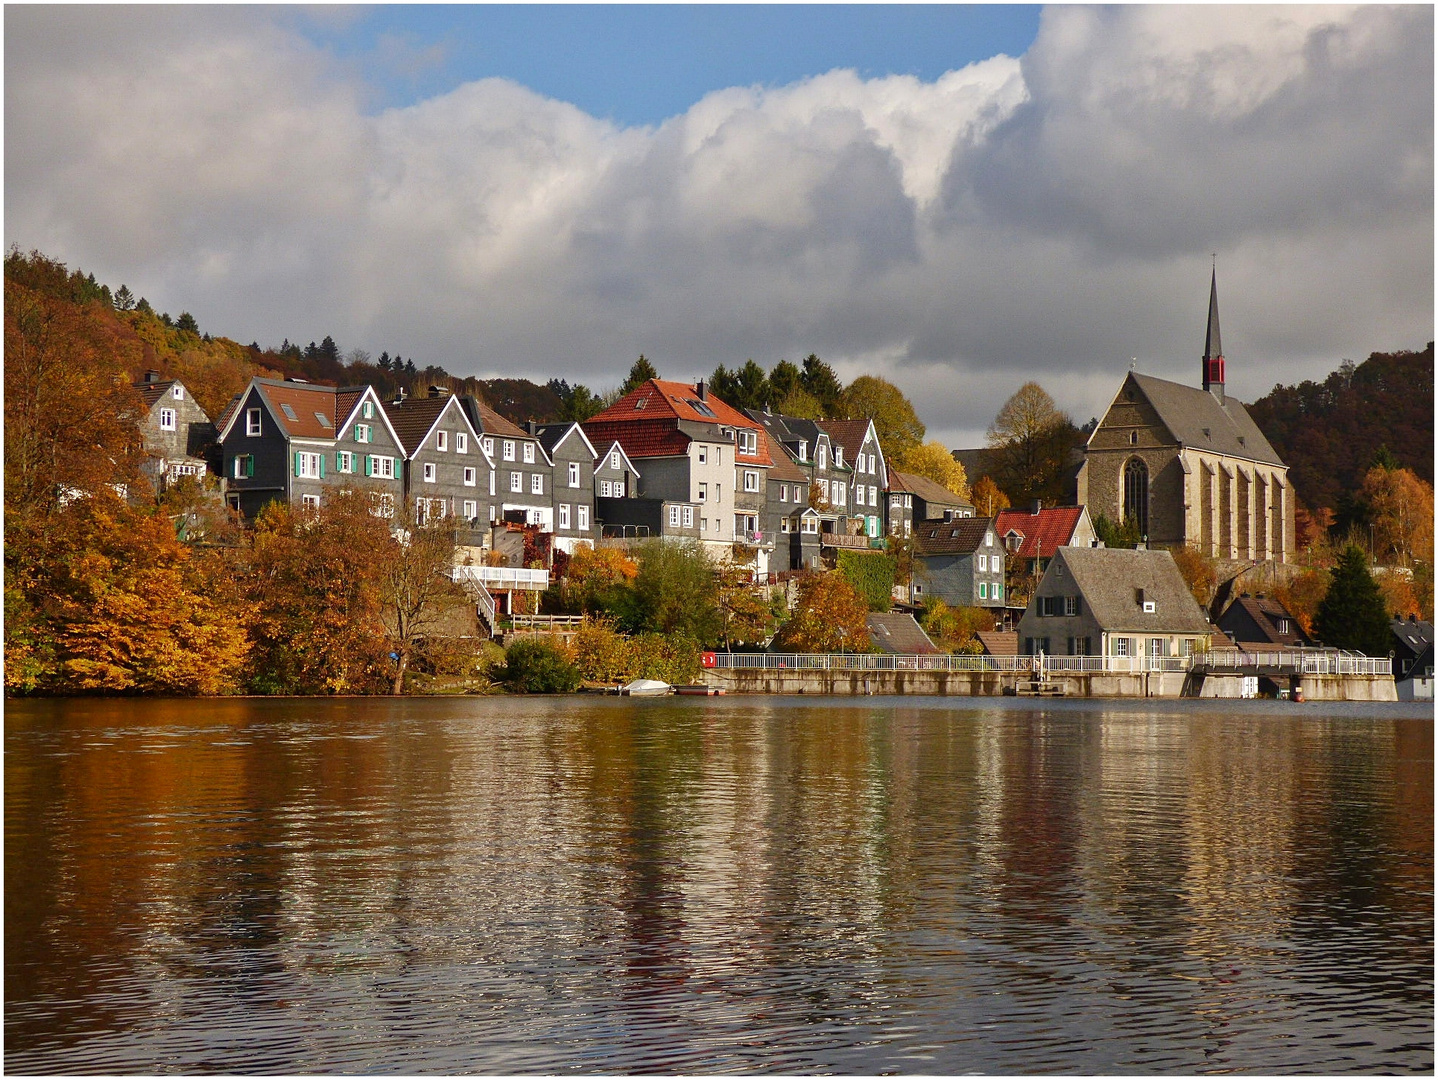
(6, 695), (1432, 1073)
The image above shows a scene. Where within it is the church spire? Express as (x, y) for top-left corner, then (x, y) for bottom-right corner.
(1202, 261), (1225, 402)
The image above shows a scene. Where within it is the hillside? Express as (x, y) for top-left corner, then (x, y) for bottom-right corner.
(1247, 344), (1434, 520)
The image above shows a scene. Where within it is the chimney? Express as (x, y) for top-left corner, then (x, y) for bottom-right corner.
(392, 387), (407, 404)
(143, 369), (161, 384)
(696, 379), (707, 401)
(525, 420), (538, 434)
(1031, 499), (1042, 514)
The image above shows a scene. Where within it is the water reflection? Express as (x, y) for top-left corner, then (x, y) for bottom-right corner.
(6, 696), (1432, 1073)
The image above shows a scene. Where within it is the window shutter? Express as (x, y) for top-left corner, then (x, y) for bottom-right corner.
(246, 455), (254, 478)
(294, 451), (301, 477)
(364, 455), (372, 477)
(319, 454), (325, 479)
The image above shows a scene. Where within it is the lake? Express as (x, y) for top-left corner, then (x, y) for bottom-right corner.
(5, 695), (1432, 1073)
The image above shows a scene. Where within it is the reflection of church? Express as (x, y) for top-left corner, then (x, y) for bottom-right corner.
(1077, 271), (1295, 563)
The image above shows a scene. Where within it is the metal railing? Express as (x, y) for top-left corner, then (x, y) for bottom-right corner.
(452, 564), (551, 591)
(1195, 647), (1392, 676)
(509, 614), (588, 631)
(706, 650), (1393, 676)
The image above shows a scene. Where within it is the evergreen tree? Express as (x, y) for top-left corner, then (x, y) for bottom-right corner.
(1314, 545), (1392, 656)
(404, 358), (417, 376)
(113, 285), (135, 311)
(377, 351), (391, 371)
(621, 354), (658, 395)
(175, 312), (198, 334)
(769, 359), (801, 407)
(799, 353), (843, 415)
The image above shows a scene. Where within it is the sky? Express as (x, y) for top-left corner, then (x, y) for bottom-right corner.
(6, 5), (1433, 447)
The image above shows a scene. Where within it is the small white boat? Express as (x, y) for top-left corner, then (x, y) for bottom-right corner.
(620, 679), (673, 697)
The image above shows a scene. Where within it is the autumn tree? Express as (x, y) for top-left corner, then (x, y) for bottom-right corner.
(625, 539), (722, 644)
(895, 441), (970, 500)
(376, 512), (470, 694)
(971, 476), (1011, 518)
(773, 573), (871, 652)
(986, 381), (1083, 506)
(1360, 466), (1433, 570)
(560, 543), (639, 613)
(714, 563), (777, 648)
(919, 598), (992, 654)
(839, 375), (925, 461)
(1171, 546), (1220, 610)
(777, 387), (824, 419)
(1313, 545), (1392, 656)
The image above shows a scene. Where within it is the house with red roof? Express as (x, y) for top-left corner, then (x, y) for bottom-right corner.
(993, 506), (1096, 575)
(583, 379), (773, 569)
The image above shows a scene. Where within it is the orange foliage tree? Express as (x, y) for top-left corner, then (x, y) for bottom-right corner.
(971, 475), (1011, 517)
(773, 573), (872, 652)
(1361, 466), (1434, 570)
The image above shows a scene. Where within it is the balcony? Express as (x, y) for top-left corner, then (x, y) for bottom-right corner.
(452, 564), (550, 591)
(821, 531), (871, 550)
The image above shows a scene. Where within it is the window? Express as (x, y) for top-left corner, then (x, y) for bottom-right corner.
(979, 582), (988, 600)
(743, 470), (759, 493)
(510, 471), (523, 492)
(578, 505), (589, 531)
(362, 401), (374, 419)
(819, 479), (830, 502)
(856, 452), (865, 473)
(613, 477), (625, 497)
(463, 499), (478, 521)
(246, 408), (262, 436)
(868, 485), (877, 505)
(780, 484), (788, 503)
(855, 485), (865, 507)
(1130, 430), (1139, 445)
(280, 403), (298, 422)
(781, 518), (791, 533)
(522, 442), (536, 464)
(1149, 638), (1167, 657)
(833, 484), (845, 506)
(682, 505), (694, 528)
(482, 437), (494, 457)
(993, 582), (1002, 600)
(891, 495), (902, 510)
(436, 431), (448, 452)
(315, 412), (331, 429)
(1277, 617), (1290, 635)
(869, 454), (878, 475)
(834, 448), (843, 468)
(610, 450), (621, 470)
(415, 498), (429, 526)
(568, 462), (580, 487)
(423, 462), (437, 483)
(171, 385), (184, 399)
(456, 432), (467, 454)
(817, 445), (827, 469)
(738, 430), (757, 454)
(159, 408), (176, 431)
(463, 466), (476, 486)
(336, 451), (354, 474)
(669, 505), (680, 527)
(698, 446), (707, 464)
(1112, 637), (1130, 656)
(355, 424), (370, 443)
(978, 554), (988, 571)
(700, 517), (707, 533)
(802, 516), (818, 534)
(531, 473), (543, 494)
(558, 504), (571, 529)
(503, 440), (515, 461)
(1124, 458), (1149, 536)
(798, 441), (808, 462)
(1064, 596), (1079, 616)
(599, 480), (612, 497)
(985, 531), (994, 546)
(698, 483), (707, 502)
(489, 472), (496, 496)
(366, 455), (394, 479)
(295, 451), (322, 479)
(301, 494), (321, 509)
(232, 455), (254, 479)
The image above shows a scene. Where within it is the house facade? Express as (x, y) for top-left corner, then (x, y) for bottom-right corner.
(530, 421), (599, 554)
(218, 378), (404, 518)
(1017, 546), (1214, 657)
(911, 517), (1006, 610)
(1077, 271), (1295, 563)
(1215, 594), (1313, 649)
(819, 419), (887, 539)
(993, 506), (1096, 575)
(460, 395), (553, 530)
(382, 388), (494, 540)
(133, 372), (215, 490)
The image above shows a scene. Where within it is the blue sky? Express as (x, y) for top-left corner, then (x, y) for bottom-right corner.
(303, 5), (1043, 125)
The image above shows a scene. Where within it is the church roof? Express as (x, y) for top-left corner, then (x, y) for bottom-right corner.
(1125, 372), (1286, 467)
(1204, 266), (1223, 361)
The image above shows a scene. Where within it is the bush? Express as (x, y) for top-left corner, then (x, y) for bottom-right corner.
(500, 638), (581, 693)
(837, 549), (897, 611)
(571, 620), (701, 685)
(573, 619), (633, 683)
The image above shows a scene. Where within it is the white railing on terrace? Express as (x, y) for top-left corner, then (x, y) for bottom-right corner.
(452, 564), (550, 591)
(509, 614), (588, 631)
(707, 650), (1392, 676)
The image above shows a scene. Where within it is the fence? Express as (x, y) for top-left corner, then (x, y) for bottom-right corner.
(452, 564), (551, 591)
(706, 649), (1392, 677)
(509, 614), (588, 631)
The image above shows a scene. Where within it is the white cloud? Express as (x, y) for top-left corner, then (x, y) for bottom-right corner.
(5, 5), (1431, 447)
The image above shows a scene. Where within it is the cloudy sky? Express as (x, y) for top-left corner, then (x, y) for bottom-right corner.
(7, 5), (1432, 446)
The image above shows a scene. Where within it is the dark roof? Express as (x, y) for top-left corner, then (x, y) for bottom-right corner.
(1044, 547), (1213, 634)
(134, 378), (178, 409)
(1391, 617), (1434, 656)
(914, 517), (994, 556)
(993, 507), (1087, 560)
(761, 427), (808, 482)
(867, 613), (941, 655)
(1204, 266), (1223, 361)
(382, 394), (452, 456)
(529, 421), (596, 458)
(462, 395), (529, 440)
(893, 470), (973, 510)
(816, 419), (876, 468)
(1218, 594), (1311, 648)
(976, 630), (1018, 656)
(1122, 372), (1284, 466)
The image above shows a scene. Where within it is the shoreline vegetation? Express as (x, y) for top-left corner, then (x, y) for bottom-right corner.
(5, 247), (1432, 699)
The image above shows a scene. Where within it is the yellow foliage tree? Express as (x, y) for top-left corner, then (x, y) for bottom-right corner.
(774, 573), (872, 652)
(895, 440), (970, 500)
(1362, 466), (1433, 570)
(971, 476), (1011, 517)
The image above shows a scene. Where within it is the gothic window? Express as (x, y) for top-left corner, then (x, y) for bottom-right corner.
(1124, 458), (1149, 536)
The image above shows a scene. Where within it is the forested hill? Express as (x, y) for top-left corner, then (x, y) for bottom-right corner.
(1247, 344), (1434, 521)
(2, 248), (567, 426)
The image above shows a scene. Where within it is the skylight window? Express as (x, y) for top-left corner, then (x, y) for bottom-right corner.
(633, 398), (648, 410)
(687, 400), (717, 418)
(280, 404), (298, 421)
(315, 412), (331, 428)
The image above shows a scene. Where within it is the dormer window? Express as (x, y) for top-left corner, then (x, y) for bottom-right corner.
(246, 408), (261, 436)
(362, 401), (374, 419)
(798, 440), (808, 462)
(610, 450), (621, 470)
(834, 448), (843, 468)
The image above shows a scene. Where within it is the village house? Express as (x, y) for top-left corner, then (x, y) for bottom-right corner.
(888, 469), (975, 534)
(911, 517), (1006, 610)
(1077, 270), (1295, 563)
(754, 427), (823, 571)
(819, 419), (888, 540)
(1214, 593), (1313, 650)
(994, 505), (1096, 576)
(527, 421), (599, 554)
(132, 371), (215, 491)
(382, 387), (494, 542)
(1018, 546), (1214, 658)
(217, 377), (404, 518)
(458, 395), (553, 531)
(1390, 617), (1433, 701)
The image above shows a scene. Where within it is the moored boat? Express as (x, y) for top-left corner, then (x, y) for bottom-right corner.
(620, 679), (672, 697)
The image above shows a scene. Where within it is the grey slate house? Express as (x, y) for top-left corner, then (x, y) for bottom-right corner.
(912, 517), (1005, 610)
(1018, 547), (1214, 658)
(382, 389), (495, 541)
(819, 419), (888, 539)
(132, 372), (216, 490)
(529, 421), (599, 554)
(890, 469), (974, 529)
(744, 408), (861, 554)
(459, 395), (553, 530)
(218, 378), (404, 518)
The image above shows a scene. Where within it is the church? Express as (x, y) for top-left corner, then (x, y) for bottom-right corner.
(1076, 271), (1295, 564)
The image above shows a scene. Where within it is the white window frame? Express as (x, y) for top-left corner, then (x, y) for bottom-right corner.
(159, 408), (177, 431)
(1112, 637), (1130, 657)
(456, 432), (468, 454)
(436, 431), (448, 452)
(669, 505), (680, 527)
(368, 455), (395, 479)
(463, 499), (478, 521)
(171, 384), (184, 400)
(489, 472), (496, 496)
(610, 450), (621, 470)
(833, 484), (845, 507)
(558, 503), (571, 529)
(578, 505), (589, 532)
(522, 442), (535, 464)
(743, 469), (759, 493)
(301, 493), (321, 509)
(246, 408), (262, 436)
(531, 472), (543, 495)
(503, 440), (516, 461)
(362, 401), (374, 419)
(698, 446), (707, 464)
(355, 424), (370, 444)
(297, 451), (322, 479)
(698, 483), (707, 502)
(568, 461), (580, 487)
(510, 471), (523, 492)
(463, 466), (476, 486)
(423, 462), (437, 483)
(600, 480), (612, 497)
(978, 554), (987, 572)
(780, 485), (788, 503)
(682, 505), (694, 528)
(855, 485), (865, 507)
(336, 451), (354, 474)
(868, 485), (877, 505)
(482, 437), (494, 457)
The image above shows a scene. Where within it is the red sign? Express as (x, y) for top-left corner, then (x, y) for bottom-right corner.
(701, 652), (717, 668)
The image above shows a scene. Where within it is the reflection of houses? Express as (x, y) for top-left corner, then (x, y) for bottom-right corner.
(1018, 546), (1213, 657)
(1077, 270), (1295, 563)
(912, 517), (1006, 610)
(1390, 617), (1433, 701)
(1215, 594), (1312, 650)
(133, 371), (215, 490)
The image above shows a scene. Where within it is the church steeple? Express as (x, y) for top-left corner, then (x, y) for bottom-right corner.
(1202, 262), (1225, 403)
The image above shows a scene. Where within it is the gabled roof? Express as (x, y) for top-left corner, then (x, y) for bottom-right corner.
(1043, 547), (1212, 634)
(530, 421), (598, 460)
(976, 630), (1018, 656)
(892, 470), (973, 509)
(583, 416), (692, 459)
(1108, 372), (1285, 467)
(761, 427), (808, 482)
(1219, 594), (1311, 648)
(333, 385), (405, 450)
(817, 419), (881, 471)
(1391, 617), (1434, 655)
(867, 613), (941, 655)
(382, 393), (481, 458)
(993, 506), (1087, 560)
(215, 393), (243, 434)
(134, 378), (178, 409)
(596, 439), (642, 478)
(914, 517), (994, 556)
(462, 395), (530, 441)
(587, 380), (772, 466)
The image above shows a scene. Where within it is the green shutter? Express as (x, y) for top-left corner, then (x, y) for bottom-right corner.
(294, 451), (301, 477)
(364, 455), (372, 477)
(319, 454), (325, 479)
(245, 455), (254, 478)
